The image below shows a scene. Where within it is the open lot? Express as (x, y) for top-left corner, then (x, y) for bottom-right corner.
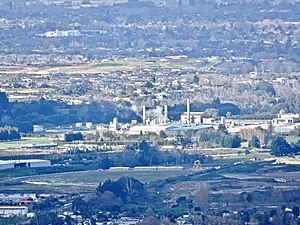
(0, 58), (196, 75)
(0, 169), (191, 193)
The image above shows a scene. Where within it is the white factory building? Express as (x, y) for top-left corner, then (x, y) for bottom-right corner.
(272, 110), (300, 124)
(0, 159), (51, 170)
(128, 124), (172, 135)
(128, 98), (220, 135)
(33, 125), (44, 133)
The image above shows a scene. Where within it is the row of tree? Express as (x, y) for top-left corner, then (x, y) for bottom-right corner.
(64, 132), (84, 142)
(71, 176), (145, 219)
(271, 136), (300, 156)
(0, 126), (21, 141)
(198, 128), (241, 148)
(0, 92), (141, 133)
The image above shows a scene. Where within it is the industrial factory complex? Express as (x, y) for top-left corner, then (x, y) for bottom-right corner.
(124, 98), (223, 135)
(29, 98), (300, 141)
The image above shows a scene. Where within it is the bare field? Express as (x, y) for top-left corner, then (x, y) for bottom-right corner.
(0, 58), (197, 75)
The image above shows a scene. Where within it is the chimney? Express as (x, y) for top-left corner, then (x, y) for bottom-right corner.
(164, 105), (168, 123)
(142, 105), (146, 124)
(187, 98), (190, 125)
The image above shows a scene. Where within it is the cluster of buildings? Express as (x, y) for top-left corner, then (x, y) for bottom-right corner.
(127, 98), (221, 135)
(29, 96), (300, 148)
(0, 193), (66, 218)
(227, 110), (300, 136)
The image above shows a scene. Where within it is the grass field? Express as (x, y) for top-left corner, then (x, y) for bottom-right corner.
(0, 58), (197, 75)
(24, 169), (190, 185)
(286, 136), (300, 144)
(0, 169), (191, 193)
(0, 218), (25, 225)
(0, 137), (52, 149)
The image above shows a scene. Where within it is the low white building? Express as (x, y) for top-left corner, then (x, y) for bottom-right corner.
(273, 111), (300, 124)
(0, 161), (14, 170)
(86, 122), (93, 129)
(13, 159), (51, 168)
(75, 122), (83, 128)
(128, 124), (170, 135)
(0, 206), (28, 216)
(33, 125), (44, 132)
(0, 159), (51, 170)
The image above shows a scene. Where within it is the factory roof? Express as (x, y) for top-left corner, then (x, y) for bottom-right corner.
(166, 123), (216, 131)
(0, 159), (50, 164)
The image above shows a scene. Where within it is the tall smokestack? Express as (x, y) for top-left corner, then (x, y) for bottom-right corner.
(187, 98), (190, 125)
(164, 105), (168, 123)
(142, 105), (146, 124)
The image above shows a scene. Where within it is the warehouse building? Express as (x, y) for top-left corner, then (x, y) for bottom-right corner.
(0, 206), (28, 216)
(0, 161), (14, 170)
(0, 159), (51, 170)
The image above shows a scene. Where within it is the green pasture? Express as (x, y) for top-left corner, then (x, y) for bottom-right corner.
(285, 136), (300, 144)
(0, 169), (191, 193)
(0, 137), (52, 149)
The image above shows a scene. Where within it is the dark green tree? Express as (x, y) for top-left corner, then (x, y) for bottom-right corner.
(271, 136), (292, 156)
(292, 205), (299, 218)
(64, 132), (84, 142)
(291, 140), (300, 154)
(239, 211), (250, 224)
(231, 135), (242, 148)
(192, 75), (199, 83)
(218, 124), (228, 134)
(97, 177), (144, 203)
(100, 156), (111, 170)
(138, 140), (159, 165)
(0, 92), (9, 109)
(159, 130), (167, 139)
(249, 135), (260, 148)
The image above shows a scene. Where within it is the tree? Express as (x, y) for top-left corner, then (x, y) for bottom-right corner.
(218, 124), (228, 134)
(176, 196), (187, 205)
(0, 126), (21, 141)
(64, 132), (84, 142)
(138, 140), (159, 165)
(255, 81), (276, 96)
(95, 131), (100, 142)
(72, 197), (92, 218)
(271, 136), (292, 156)
(194, 182), (210, 207)
(249, 135), (260, 148)
(0, 92), (9, 109)
(159, 130), (167, 139)
(230, 135), (242, 148)
(30, 212), (64, 225)
(100, 156), (111, 170)
(193, 75), (199, 83)
(239, 211), (250, 224)
(291, 140), (300, 154)
(96, 177), (145, 203)
(292, 205), (299, 218)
